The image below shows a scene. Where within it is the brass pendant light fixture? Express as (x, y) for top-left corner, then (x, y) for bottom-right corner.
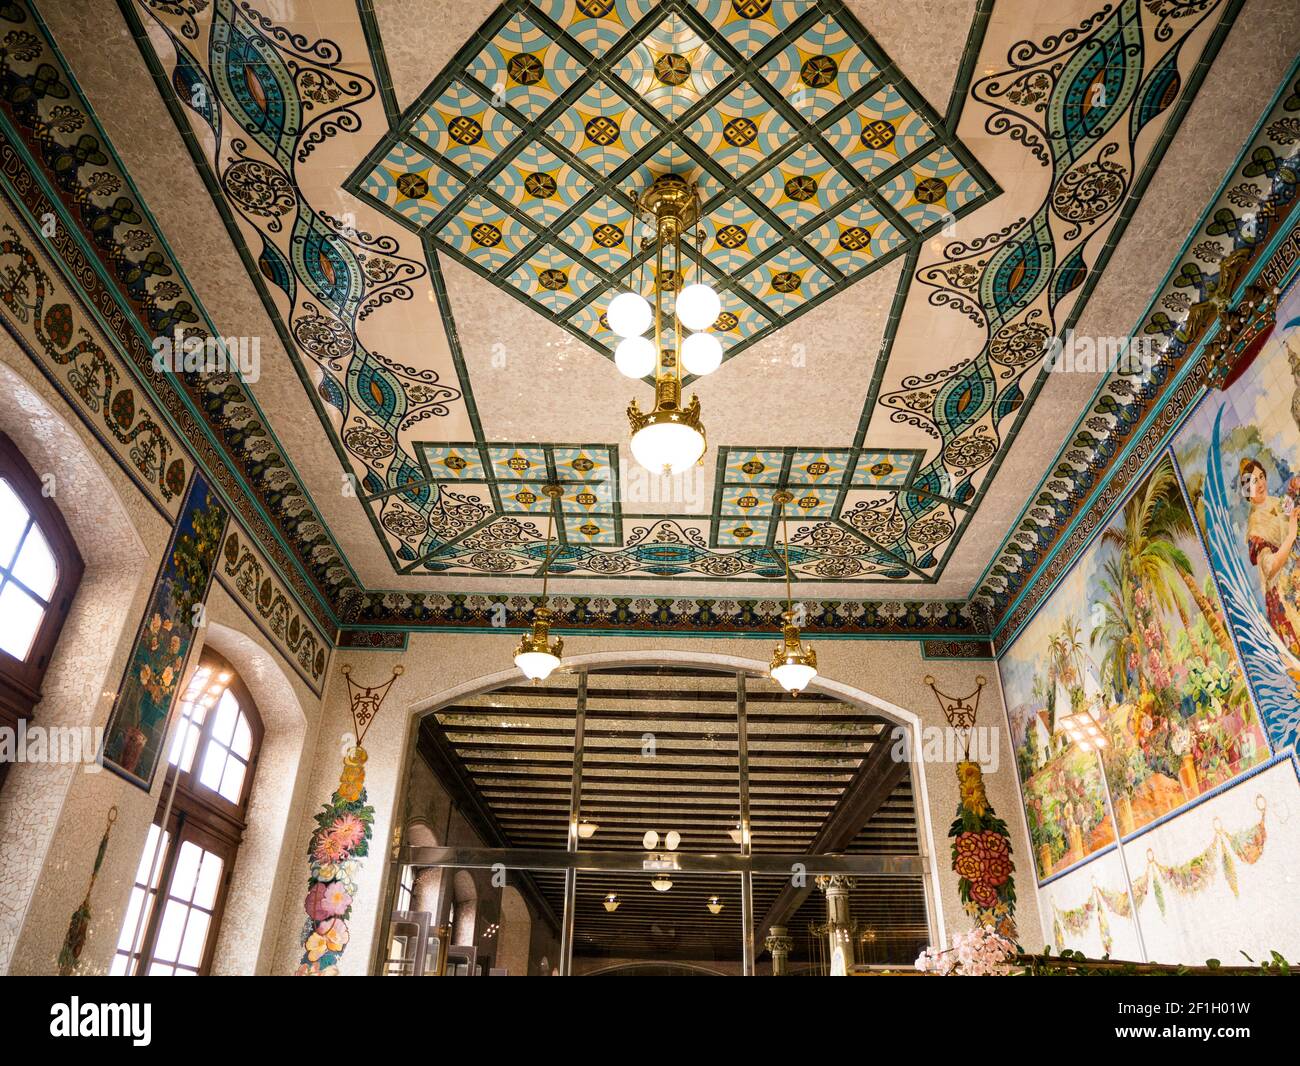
(513, 484), (565, 682)
(613, 173), (721, 475)
(769, 489), (818, 696)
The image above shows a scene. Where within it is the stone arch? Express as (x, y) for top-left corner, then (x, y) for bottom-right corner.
(496, 884), (531, 976)
(0, 349), (151, 974)
(197, 608), (309, 974)
(450, 868), (477, 945)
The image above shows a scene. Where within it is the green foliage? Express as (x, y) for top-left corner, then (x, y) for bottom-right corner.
(1018, 947), (1293, 976)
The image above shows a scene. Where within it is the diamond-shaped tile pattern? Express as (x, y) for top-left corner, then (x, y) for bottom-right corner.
(350, 0), (993, 362)
(711, 445), (925, 547)
(383, 442), (621, 560)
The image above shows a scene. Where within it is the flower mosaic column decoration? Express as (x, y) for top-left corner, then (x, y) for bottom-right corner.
(924, 675), (1018, 941)
(296, 664), (403, 975)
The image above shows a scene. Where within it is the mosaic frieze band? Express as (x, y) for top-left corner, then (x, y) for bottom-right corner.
(0, 158), (327, 690)
(982, 62), (1300, 645)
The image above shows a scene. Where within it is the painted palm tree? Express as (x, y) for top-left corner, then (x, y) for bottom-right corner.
(1092, 554), (1136, 701)
(1101, 458), (1232, 656)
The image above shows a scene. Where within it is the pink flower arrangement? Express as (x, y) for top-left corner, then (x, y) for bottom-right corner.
(305, 879), (352, 922)
(327, 813), (366, 853)
(915, 926), (1018, 976)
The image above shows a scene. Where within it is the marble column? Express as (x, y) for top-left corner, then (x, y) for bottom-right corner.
(816, 874), (857, 976)
(764, 924), (792, 976)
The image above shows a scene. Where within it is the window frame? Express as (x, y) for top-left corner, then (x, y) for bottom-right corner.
(118, 650), (263, 975)
(165, 650), (265, 846)
(0, 431), (84, 788)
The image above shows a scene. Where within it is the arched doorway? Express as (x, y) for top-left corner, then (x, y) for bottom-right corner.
(375, 653), (945, 976)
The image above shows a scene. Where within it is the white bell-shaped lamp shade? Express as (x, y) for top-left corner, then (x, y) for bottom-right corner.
(515, 648), (561, 682)
(577, 820), (598, 839)
(630, 420), (705, 475)
(675, 283), (720, 331)
(664, 829), (681, 851)
(607, 291), (652, 338)
(680, 331), (722, 375)
(771, 660), (817, 696)
(642, 829), (660, 851)
(614, 334), (656, 378)
(650, 877), (673, 892)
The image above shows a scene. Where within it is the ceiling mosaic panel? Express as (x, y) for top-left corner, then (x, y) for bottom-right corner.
(98, 0), (1247, 613)
(348, 0), (994, 365)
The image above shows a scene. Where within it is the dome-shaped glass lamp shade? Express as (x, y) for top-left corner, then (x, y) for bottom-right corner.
(630, 419), (706, 476)
(515, 648), (561, 682)
(614, 334), (657, 378)
(770, 659), (817, 696)
(675, 283), (720, 331)
(514, 607), (563, 682)
(607, 291), (653, 338)
(680, 331), (722, 376)
(770, 617), (818, 696)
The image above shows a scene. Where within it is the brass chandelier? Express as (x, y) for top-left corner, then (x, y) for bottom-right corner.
(770, 490), (818, 696)
(514, 483), (565, 682)
(609, 173), (722, 475)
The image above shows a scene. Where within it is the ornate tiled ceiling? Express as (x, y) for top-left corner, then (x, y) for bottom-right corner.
(49, 0), (1279, 621)
(351, 0), (992, 366)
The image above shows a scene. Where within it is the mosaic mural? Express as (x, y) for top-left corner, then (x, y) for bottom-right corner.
(1038, 758), (1300, 964)
(1000, 453), (1269, 882)
(981, 63), (1300, 638)
(122, 0), (1242, 593)
(1173, 270), (1300, 754)
(101, 473), (228, 790)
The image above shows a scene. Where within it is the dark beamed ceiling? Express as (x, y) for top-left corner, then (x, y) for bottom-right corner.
(416, 664), (929, 964)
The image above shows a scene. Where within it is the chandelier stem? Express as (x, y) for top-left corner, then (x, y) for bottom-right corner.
(654, 222), (665, 375)
(539, 483), (562, 604)
(673, 219), (682, 388)
(780, 497), (793, 613)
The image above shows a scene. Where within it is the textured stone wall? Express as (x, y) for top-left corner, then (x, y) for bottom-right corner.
(0, 339), (324, 975)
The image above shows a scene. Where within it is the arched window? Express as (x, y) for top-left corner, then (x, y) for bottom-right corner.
(111, 650), (263, 976)
(0, 431), (83, 790)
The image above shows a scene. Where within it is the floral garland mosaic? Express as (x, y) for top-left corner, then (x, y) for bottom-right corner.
(1051, 795), (1268, 954)
(296, 665), (401, 975)
(928, 674), (1018, 938)
(951, 760), (1017, 940)
(296, 745), (374, 976)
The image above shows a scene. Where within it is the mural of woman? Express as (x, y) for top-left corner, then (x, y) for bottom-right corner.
(1239, 456), (1300, 657)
